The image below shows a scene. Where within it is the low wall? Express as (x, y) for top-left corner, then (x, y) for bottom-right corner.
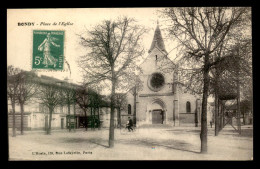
(8, 115), (29, 130)
(179, 113), (196, 126)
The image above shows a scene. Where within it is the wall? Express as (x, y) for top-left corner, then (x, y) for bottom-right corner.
(8, 98), (81, 130)
(8, 114), (30, 130)
(132, 47), (176, 126)
(99, 107), (118, 128)
(138, 48), (174, 95)
(179, 113), (196, 126)
(178, 85), (199, 114)
(121, 47), (207, 127)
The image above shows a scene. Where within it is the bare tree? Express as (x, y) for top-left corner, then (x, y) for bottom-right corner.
(75, 86), (90, 130)
(38, 82), (63, 134)
(87, 89), (97, 130)
(75, 85), (104, 130)
(210, 38), (252, 135)
(7, 66), (21, 137)
(114, 93), (127, 127)
(61, 83), (76, 132)
(88, 90), (102, 130)
(161, 7), (250, 153)
(78, 17), (147, 147)
(16, 71), (38, 135)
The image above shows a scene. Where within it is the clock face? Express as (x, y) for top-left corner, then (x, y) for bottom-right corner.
(148, 72), (165, 92)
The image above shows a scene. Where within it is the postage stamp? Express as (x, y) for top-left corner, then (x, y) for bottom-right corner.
(32, 30), (64, 70)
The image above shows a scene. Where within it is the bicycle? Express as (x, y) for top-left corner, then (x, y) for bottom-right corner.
(120, 124), (138, 134)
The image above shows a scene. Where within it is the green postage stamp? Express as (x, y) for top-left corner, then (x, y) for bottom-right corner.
(32, 30), (64, 70)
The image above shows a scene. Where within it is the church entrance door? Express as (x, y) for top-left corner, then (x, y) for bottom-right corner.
(152, 109), (163, 124)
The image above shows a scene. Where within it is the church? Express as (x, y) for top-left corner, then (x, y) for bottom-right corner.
(121, 24), (209, 127)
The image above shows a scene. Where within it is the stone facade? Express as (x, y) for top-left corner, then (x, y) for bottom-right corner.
(8, 95), (118, 130)
(7, 75), (118, 130)
(121, 25), (212, 127)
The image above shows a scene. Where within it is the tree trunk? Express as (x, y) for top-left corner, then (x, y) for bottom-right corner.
(236, 46), (241, 134)
(11, 101), (16, 137)
(45, 115), (48, 132)
(84, 110), (88, 130)
(222, 102), (224, 129)
(195, 100), (198, 127)
(109, 72), (116, 148)
(73, 102), (76, 131)
(20, 103), (24, 135)
(90, 107), (93, 130)
(98, 107), (101, 130)
(214, 67), (220, 136)
(243, 112), (245, 125)
(219, 101), (223, 130)
(133, 86), (137, 126)
(200, 56), (210, 154)
(215, 93), (219, 136)
(237, 74), (241, 134)
(117, 108), (121, 128)
(68, 103), (71, 132)
(47, 107), (53, 135)
(93, 107), (96, 130)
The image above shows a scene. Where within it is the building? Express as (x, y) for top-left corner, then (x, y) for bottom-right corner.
(121, 24), (212, 127)
(7, 73), (117, 131)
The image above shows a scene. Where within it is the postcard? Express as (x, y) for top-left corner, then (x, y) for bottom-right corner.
(7, 8), (253, 160)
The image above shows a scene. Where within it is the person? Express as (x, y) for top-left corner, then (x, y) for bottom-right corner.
(38, 33), (60, 68)
(210, 120), (213, 128)
(126, 117), (134, 132)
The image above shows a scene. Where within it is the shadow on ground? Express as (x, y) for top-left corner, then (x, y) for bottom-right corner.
(116, 138), (200, 154)
(219, 128), (253, 138)
(59, 137), (109, 148)
(58, 135), (200, 153)
(165, 129), (201, 133)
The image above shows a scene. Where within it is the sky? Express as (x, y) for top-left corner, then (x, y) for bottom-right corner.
(8, 8), (251, 103)
(7, 8), (179, 86)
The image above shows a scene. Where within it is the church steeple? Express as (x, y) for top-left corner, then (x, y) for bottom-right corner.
(148, 22), (167, 54)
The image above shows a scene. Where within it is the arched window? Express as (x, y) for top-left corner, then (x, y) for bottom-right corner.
(186, 101), (191, 113)
(128, 104), (131, 114)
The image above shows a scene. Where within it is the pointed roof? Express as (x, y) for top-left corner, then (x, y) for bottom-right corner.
(148, 23), (167, 54)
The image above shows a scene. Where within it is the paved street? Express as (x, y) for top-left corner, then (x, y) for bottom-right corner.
(8, 125), (253, 160)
